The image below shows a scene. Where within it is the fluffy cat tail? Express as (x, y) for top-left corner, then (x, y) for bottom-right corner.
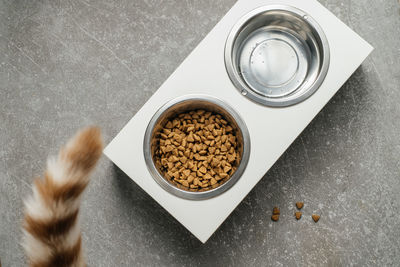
(22, 127), (103, 267)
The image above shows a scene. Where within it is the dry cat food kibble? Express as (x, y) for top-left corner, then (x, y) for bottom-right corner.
(268, 202), (321, 223)
(312, 214), (320, 222)
(271, 206), (280, 221)
(296, 202), (304, 209)
(271, 214), (279, 222)
(154, 109), (240, 191)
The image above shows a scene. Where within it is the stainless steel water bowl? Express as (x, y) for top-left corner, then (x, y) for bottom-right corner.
(225, 5), (330, 107)
(143, 95), (250, 200)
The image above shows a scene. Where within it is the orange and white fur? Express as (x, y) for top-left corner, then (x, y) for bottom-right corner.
(22, 127), (103, 267)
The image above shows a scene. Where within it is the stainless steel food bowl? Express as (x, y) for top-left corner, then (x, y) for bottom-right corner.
(225, 5), (330, 107)
(143, 95), (250, 200)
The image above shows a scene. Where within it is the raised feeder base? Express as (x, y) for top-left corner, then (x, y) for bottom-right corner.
(104, 0), (373, 243)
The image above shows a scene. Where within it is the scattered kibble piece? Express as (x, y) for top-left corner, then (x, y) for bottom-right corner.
(273, 207), (280, 215)
(271, 214), (279, 222)
(296, 202), (304, 209)
(312, 214), (320, 222)
(295, 212), (302, 220)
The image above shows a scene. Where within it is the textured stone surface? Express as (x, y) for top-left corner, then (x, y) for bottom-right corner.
(1, 0), (399, 266)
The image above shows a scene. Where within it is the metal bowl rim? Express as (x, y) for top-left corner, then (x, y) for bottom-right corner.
(143, 94), (251, 200)
(224, 4), (330, 107)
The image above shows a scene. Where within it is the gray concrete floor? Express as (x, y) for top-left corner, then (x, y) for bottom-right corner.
(1, 0), (399, 266)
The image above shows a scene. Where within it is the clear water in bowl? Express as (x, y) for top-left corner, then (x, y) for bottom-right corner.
(239, 27), (310, 98)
